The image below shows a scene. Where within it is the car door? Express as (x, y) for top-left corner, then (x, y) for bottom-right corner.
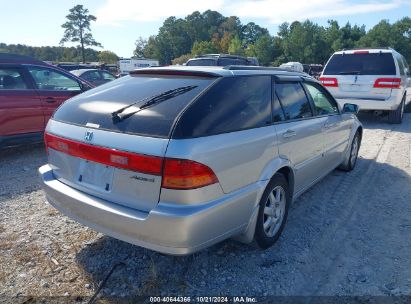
(0, 65), (44, 137)
(27, 65), (83, 127)
(273, 80), (327, 194)
(82, 70), (104, 86)
(99, 71), (116, 85)
(303, 81), (352, 171)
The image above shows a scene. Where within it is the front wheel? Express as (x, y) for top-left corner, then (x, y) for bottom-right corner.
(338, 131), (361, 172)
(254, 173), (291, 249)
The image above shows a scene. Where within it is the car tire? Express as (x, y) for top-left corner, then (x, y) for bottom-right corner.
(254, 173), (291, 249)
(388, 96), (405, 124)
(405, 97), (411, 113)
(338, 131), (361, 172)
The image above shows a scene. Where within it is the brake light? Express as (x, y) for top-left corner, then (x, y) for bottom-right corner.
(44, 133), (163, 175)
(353, 51), (369, 54)
(320, 77), (338, 87)
(373, 78), (401, 89)
(162, 158), (218, 190)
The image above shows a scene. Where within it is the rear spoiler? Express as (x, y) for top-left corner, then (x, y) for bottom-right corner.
(130, 69), (222, 78)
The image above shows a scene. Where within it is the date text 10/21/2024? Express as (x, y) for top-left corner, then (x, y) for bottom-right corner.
(149, 296), (258, 303)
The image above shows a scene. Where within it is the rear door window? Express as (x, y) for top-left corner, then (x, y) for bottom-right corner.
(173, 76), (272, 138)
(53, 75), (216, 138)
(0, 68), (29, 90)
(323, 53), (396, 75)
(275, 82), (313, 120)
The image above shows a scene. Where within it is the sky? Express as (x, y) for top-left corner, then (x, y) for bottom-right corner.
(1, 0), (410, 58)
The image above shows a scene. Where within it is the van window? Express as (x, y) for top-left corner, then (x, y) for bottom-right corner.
(53, 75), (216, 138)
(275, 82), (313, 120)
(173, 76), (272, 138)
(323, 53), (396, 75)
(304, 82), (339, 115)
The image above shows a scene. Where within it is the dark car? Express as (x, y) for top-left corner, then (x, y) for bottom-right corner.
(71, 69), (116, 87)
(0, 53), (93, 148)
(186, 54), (259, 67)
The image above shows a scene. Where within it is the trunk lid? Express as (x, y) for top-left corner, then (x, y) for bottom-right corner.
(45, 72), (218, 212)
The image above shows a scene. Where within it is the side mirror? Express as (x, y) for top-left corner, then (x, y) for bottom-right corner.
(342, 103), (359, 114)
(80, 82), (92, 91)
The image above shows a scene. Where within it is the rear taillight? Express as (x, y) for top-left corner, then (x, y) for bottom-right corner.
(373, 78), (401, 89)
(320, 77), (338, 87)
(44, 133), (163, 175)
(162, 158), (218, 190)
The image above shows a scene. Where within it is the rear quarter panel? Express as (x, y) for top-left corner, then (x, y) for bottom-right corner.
(165, 126), (279, 194)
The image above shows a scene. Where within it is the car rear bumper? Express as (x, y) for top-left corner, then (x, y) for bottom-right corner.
(39, 164), (260, 255)
(336, 96), (401, 111)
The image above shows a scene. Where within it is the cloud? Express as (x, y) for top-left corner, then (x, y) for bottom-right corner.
(230, 0), (403, 23)
(96, 0), (225, 25)
(95, 0), (404, 26)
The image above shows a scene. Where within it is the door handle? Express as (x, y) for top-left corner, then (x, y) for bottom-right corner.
(323, 122), (339, 130)
(283, 129), (296, 138)
(45, 97), (56, 103)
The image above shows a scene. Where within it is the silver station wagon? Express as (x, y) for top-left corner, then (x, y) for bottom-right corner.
(39, 66), (362, 255)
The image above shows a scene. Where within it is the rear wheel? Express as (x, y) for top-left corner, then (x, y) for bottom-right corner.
(254, 173), (291, 249)
(388, 97), (405, 124)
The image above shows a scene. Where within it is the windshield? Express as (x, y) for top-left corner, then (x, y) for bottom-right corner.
(53, 75), (216, 138)
(323, 53), (396, 75)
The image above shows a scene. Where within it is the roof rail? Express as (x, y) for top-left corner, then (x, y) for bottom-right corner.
(223, 65), (304, 73)
(341, 47), (393, 51)
(195, 53), (250, 60)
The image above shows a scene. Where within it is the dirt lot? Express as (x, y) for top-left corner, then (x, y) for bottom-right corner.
(1, 114), (411, 303)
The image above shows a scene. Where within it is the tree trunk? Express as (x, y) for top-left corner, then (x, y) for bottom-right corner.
(80, 26), (85, 63)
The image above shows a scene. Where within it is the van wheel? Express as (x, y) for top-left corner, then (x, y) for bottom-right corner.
(254, 173), (290, 249)
(338, 131), (361, 172)
(388, 97), (405, 124)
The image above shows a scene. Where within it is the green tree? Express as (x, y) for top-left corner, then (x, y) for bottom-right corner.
(172, 53), (192, 65)
(60, 4), (102, 63)
(98, 50), (118, 63)
(228, 35), (244, 55)
(192, 41), (218, 55)
(241, 22), (269, 46)
(134, 37), (147, 58)
(254, 34), (275, 66)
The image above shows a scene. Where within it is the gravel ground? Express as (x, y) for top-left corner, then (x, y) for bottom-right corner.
(1, 113), (411, 303)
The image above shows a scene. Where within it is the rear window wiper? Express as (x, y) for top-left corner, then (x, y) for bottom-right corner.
(338, 71), (362, 75)
(111, 85), (197, 124)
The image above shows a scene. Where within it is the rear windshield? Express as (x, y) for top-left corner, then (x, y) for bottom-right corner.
(52, 75), (216, 138)
(323, 53), (396, 75)
(186, 59), (217, 66)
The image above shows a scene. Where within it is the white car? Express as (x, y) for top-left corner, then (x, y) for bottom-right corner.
(280, 62), (304, 73)
(320, 48), (411, 123)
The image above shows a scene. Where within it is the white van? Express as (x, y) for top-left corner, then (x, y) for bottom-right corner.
(320, 48), (411, 123)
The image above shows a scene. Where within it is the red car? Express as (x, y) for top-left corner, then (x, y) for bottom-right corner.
(0, 53), (93, 148)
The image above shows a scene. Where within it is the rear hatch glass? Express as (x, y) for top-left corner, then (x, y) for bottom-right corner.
(53, 74), (216, 138)
(323, 53), (396, 75)
(322, 53), (396, 99)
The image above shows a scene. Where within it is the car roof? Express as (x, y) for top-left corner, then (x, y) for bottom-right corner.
(0, 53), (49, 65)
(130, 65), (313, 79)
(71, 68), (102, 75)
